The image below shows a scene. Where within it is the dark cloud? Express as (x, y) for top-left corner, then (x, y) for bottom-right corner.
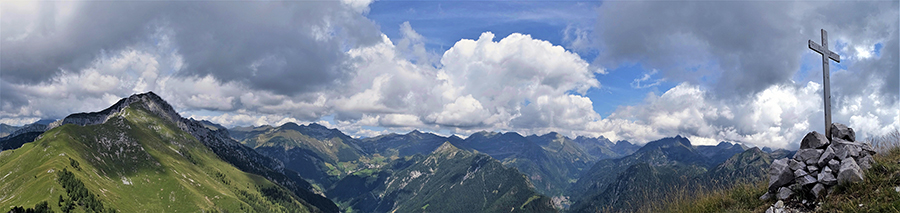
(1, 1), (157, 84)
(592, 1), (897, 99)
(0, 1), (381, 96)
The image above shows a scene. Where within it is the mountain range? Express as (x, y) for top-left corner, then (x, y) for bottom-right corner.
(0, 92), (792, 212)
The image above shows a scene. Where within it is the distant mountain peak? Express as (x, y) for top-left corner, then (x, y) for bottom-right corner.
(306, 122), (327, 129)
(281, 122), (301, 128)
(434, 141), (459, 153)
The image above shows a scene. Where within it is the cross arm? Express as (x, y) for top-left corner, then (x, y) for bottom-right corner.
(808, 40), (841, 63)
(809, 40), (824, 54)
(828, 51), (840, 63)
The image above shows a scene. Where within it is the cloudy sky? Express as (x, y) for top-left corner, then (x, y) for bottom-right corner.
(1, 0), (897, 149)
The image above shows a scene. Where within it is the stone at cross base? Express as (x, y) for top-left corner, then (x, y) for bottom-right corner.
(831, 123), (855, 142)
(762, 122), (873, 202)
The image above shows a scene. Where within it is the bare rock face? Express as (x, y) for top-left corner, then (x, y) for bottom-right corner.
(801, 131), (830, 149)
(830, 123), (855, 142)
(838, 158), (864, 183)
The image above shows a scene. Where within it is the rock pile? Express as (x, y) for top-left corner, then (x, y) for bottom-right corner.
(762, 123), (876, 201)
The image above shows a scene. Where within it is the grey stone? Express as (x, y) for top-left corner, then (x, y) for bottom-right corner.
(822, 165), (833, 174)
(817, 146), (836, 166)
(797, 175), (818, 186)
(801, 131), (830, 149)
(832, 138), (862, 160)
(831, 123), (855, 142)
(760, 192), (772, 201)
(807, 165), (819, 172)
(818, 171), (837, 185)
(812, 183), (826, 198)
(768, 158), (795, 192)
(838, 158), (864, 183)
(774, 200), (784, 208)
(789, 159), (806, 171)
(794, 148), (824, 165)
(828, 159), (841, 172)
(777, 187), (793, 200)
(811, 171), (819, 177)
(794, 169), (809, 178)
(861, 142), (876, 155)
(858, 154), (874, 170)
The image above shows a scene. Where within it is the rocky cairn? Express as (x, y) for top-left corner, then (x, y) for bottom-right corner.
(762, 123), (876, 201)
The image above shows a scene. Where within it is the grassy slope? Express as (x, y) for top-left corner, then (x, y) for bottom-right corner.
(237, 126), (383, 189)
(0, 105), (313, 212)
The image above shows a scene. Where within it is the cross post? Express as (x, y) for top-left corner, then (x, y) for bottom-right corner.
(808, 29), (840, 141)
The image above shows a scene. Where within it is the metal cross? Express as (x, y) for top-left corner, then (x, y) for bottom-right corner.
(808, 29), (840, 140)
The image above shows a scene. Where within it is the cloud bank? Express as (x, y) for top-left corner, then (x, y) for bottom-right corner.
(1, 1), (896, 150)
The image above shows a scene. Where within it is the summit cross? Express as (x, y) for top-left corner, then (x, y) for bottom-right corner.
(808, 29), (841, 140)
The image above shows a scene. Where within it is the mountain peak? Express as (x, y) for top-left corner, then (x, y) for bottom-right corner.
(49, 91), (180, 129)
(306, 122), (326, 129)
(434, 141), (459, 153)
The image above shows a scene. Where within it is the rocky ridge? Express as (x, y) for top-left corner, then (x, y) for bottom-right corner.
(26, 92), (338, 212)
(762, 123), (876, 205)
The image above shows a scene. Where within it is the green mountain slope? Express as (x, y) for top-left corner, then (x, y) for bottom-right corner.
(569, 136), (760, 212)
(570, 145), (774, 212)
(571, 163), (707, 212)
(456, 132), (597, 198)
(327, 142), (557, 213)
(233, 122), (371, 187)
(0, 101), (321, 212)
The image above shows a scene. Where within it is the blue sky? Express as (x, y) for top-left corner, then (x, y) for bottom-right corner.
(0, 0), (897, 148)
(366, 1), (677, 117)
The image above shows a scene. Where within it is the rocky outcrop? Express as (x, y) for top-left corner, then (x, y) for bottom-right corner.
(762, 123), (876, 202)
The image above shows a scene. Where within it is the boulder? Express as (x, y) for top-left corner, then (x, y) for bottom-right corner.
(760, 192), (773, 201)
(817, 171), (837, 185)
(830, 123), (855, 142)
(838, 158), (864, 183)
(861, 143), (876, 155)
(768, 158), (795, 192)
(807, 165), (819, 172)
(789, 159), (806, 171)
(858, 154), (874, 170)
(828, 159), (841, 172)
(794, 169), (809, 178)
(817, 146), (836, 166)
(812, 183), (826, 198)
(794, 148), (824, 165)
(800, 131), (830, 149)
(797, 175), (817, 186)
(822, 165), (833, 174)
(777, 187), (793, 200)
